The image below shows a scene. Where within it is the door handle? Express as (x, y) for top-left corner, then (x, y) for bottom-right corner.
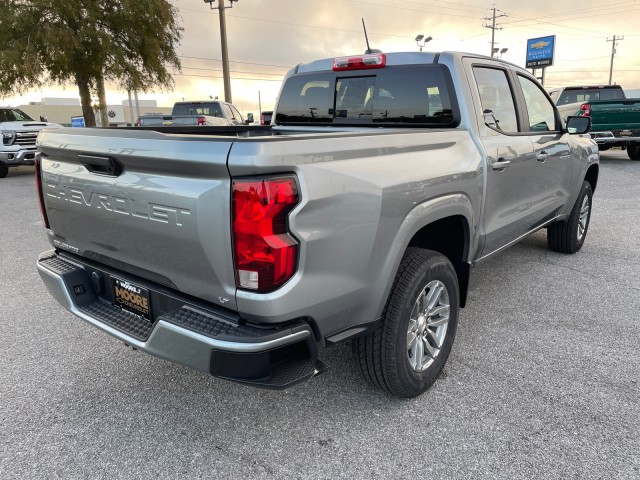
(492, 159), (511, 171)
(536, 152), (549, 162)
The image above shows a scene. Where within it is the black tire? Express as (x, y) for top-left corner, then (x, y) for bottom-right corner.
(354, 248), (459, 398)
(547, 181), (593, 254)
(0, 163), (8, 178)
(627, 143), (640, 161)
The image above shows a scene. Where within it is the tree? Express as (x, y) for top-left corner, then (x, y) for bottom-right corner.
(0, 0), (182, 126)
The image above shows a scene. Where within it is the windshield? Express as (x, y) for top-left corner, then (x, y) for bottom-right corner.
(557, 88), (625, 105)
(172, 102), (223, 117)
(276, 65), (459, 127)
(0, 108), (34, 122)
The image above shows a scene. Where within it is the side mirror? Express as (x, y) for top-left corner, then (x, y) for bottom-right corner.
(566, 115), (591, 135)
(246, 112), (254, 124)
(483, 109), (498, 129)
(40, 115), (48, 122)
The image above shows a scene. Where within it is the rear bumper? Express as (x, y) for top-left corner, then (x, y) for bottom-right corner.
(0, 147), (38, 165)
(37, 250), (325, 388)
(590, 131), (640, 145)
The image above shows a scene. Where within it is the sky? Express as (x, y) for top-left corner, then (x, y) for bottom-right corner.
(4, 0), (640, 115)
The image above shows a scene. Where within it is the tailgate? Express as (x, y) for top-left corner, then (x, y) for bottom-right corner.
(591, 99), (640, 130)
(37, 128), (238, 310)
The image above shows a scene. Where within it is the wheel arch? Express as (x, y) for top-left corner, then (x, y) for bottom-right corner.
(585, 164), (599, 193)
(407, 215), (471, 308)
(377, 194), (476, 316)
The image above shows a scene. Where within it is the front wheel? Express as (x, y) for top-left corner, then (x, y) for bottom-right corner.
(354, 248), (459, 398)
(547, 181), (593, 254)
(627, 143), (640, 161)
(0, 163), (8, 178)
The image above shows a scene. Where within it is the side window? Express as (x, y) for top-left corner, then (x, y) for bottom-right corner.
(517, 76), (557, 132)
(230, 105), (243, 122)
(222, 104), (234, 120)
(473, 67), (518, 133)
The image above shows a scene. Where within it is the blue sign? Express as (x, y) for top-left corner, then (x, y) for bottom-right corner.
(71, 116), (85, 128)
(526, 35), (556, 68)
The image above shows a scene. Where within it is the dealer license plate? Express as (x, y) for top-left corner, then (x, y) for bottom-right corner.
(112, 278), (152, 321)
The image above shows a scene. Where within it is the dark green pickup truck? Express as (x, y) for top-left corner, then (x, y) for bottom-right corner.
(580, 99), (640, 160)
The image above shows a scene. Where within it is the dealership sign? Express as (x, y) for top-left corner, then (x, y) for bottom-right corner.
(71, 116), (85, 128)
(526, 35), (556, 68)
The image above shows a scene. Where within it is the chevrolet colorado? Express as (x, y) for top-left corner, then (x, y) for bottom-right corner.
(36, 51), (599, 397)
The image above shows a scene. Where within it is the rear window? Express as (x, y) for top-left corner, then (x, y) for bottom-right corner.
(275, 65), (459, 127)
(557, 88), (625, 105)
(172, 102), (223, 117)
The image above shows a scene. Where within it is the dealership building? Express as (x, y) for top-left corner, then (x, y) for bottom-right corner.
(14, 97), (172, 127)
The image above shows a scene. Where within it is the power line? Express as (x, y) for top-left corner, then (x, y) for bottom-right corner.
(178, 65), (285, 76)
(177, 55), (290, 69)
(172, 72), (283, 82)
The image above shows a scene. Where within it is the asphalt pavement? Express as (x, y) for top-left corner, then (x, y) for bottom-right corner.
(1, 150), (639, 479)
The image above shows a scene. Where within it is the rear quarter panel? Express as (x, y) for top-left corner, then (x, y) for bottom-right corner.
(227, 128), (483, 341)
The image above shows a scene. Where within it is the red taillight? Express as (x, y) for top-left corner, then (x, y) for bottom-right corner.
(333, 53), (386, 71)
(35, 156), (50, 229)
(581, 103), (591, 117)
(260, 114), (265, 125)
(197, 116), (206, 126)
(232, 176), (300, 292)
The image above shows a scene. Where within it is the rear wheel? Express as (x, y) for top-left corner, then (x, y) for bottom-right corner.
(354, 248), (459, 398)
(0, 163), (8, 178)
(547, 181), (592, 253)
(627, 143), (640, 161)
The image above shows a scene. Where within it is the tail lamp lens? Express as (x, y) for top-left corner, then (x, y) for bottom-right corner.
(197, 116), (206, 125)
(232, 176), (299, 292)
(35, 156), (50, 229)
(581, 103), (591, 116)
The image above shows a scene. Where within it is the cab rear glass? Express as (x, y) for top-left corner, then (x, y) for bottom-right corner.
(275, 65), (460, 127)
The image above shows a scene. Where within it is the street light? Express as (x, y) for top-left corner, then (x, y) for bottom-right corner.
(493, 47), (508, 58)
(415, 34), (433, 52)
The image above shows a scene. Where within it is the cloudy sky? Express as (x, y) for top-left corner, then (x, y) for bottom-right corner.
(5, 0), (640, 114)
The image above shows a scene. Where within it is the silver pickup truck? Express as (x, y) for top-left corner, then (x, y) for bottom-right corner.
(0, 107), (61, 178)
(36, 51), (598, 398)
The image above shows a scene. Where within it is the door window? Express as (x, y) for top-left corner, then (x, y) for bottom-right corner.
(518, 76), (557, 132)
(473, 67), (518, 133)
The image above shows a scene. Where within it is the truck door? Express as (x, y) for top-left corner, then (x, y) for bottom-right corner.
(469, 65), (554, 256)
(515, 74), (572, 218)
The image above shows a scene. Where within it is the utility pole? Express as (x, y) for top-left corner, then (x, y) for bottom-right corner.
(607, 35), (624, 85)
(205, 0), (238, 103)
(484, 4), (507, 57)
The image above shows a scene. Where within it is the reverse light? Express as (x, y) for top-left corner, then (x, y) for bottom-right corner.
(197, 116), (206, 126)
(581, 103), (591, 117)
(35, 156), (50, 229)
(232, 176), (300, 293)
(333, 53), (386, 71)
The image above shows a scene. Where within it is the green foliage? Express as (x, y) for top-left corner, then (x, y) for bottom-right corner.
(0, 0), (182, 125)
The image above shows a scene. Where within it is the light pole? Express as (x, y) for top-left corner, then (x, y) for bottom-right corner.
(204, 0), (238, 103)
(415, 34), (432, 52)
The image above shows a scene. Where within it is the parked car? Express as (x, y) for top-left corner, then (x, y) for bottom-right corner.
(36, 51), (598, 398)
(549, 85), (626, 123)
(0, 107), (61, 178)
(578, 98), (640, 160)
(137, 100), (247, 127)
(260, 111), (273, 125)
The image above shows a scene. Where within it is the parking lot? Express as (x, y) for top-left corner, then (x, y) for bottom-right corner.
(1, 150), (638, 479)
